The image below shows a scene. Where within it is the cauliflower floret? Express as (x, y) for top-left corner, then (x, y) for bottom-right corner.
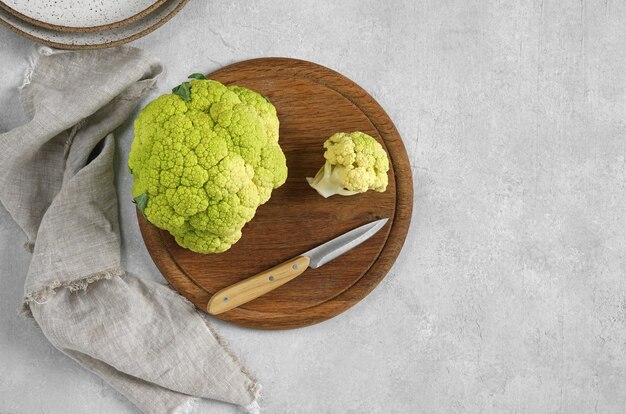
(306, 131), (389, 198)
(129, 78), (287, 253)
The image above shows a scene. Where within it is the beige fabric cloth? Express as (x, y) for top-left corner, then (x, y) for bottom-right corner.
(0, 46), (260, 414)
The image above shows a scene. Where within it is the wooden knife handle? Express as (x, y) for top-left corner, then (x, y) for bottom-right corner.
(207, 255), (310, 315)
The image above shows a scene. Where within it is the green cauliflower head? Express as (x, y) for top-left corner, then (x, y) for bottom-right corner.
(306, 131), (389, 198)
(129, 78), (287, 253)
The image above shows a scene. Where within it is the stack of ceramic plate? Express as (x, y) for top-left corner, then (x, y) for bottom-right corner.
(0, 0), (189, 49)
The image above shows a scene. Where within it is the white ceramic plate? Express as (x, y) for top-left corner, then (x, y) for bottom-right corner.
(0, 0), (188, 49)
(0, 0), (167, 31)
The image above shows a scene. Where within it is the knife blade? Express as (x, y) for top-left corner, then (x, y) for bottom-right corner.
(207, 218), (389, 315)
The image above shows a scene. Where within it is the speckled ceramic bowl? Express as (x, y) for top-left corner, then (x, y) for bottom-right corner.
(0, 0), (189, 49)
(0, 0), (169, 33)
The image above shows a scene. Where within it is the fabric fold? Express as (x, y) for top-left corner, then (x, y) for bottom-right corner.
(0, 46), (261, 414)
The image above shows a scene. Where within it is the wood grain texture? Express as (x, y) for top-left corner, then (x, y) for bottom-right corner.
(137, 58), (413, 329)
(208, 256), (311, 315)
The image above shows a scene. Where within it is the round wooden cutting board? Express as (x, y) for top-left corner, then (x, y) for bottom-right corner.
(137, 58), (413, 329)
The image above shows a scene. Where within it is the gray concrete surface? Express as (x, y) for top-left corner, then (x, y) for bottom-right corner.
(1, 0), (626, 413)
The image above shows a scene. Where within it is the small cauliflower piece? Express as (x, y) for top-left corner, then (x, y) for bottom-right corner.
(306, 131), (389, 198)
(129, 77), (287, 254)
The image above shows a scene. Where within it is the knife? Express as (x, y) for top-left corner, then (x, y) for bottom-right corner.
(207, 217), (389, 315)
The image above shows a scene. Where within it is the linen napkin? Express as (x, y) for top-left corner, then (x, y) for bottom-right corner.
(0, 46), (261, 414)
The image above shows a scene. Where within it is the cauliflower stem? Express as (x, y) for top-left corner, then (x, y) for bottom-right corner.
(306, 161), (360, 198)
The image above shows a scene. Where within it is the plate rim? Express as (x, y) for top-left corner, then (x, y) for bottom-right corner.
(0, 0), (169, 32)
(0, 0), (188, 49)
(137, 57), (414, 330)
